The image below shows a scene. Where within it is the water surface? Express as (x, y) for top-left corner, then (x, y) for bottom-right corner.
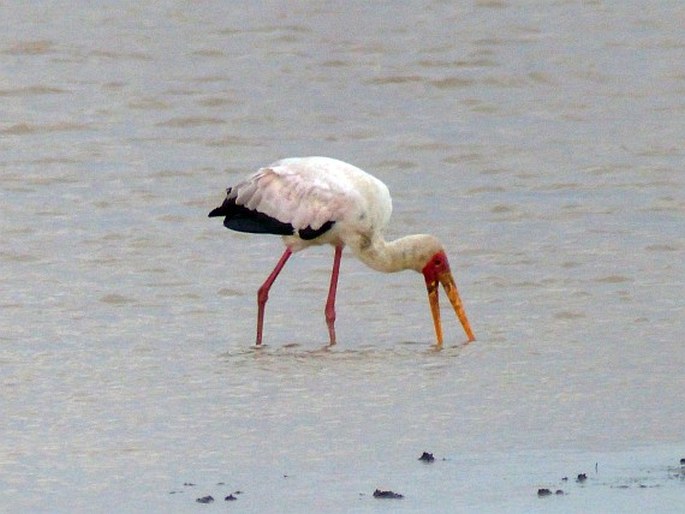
(1, 1), (683, 512)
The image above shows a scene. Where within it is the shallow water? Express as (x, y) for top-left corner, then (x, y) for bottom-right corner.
(1, 1), (684, 512)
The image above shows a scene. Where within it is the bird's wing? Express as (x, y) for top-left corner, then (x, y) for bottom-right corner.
(230, 162), (362, 231)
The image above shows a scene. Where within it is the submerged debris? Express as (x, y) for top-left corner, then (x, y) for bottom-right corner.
(195, 495), (214, 504)
(418, 451), (435, 462)
(373, 489), (404, 499)
(225, 494), (238, 501)
(576, 473), (588, 483)
(538, 487), (565, 497)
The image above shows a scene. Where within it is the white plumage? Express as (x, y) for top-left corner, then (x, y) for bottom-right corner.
(228, 157), (391, 251)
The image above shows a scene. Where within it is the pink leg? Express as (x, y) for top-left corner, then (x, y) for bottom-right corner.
(325, 246), (343, 346)
(256, 247), (292, 345)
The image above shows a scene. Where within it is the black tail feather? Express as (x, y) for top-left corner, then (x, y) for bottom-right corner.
(208, 188), (232, 218)
(209, 195), (295, 236)
(208, 205), (226, 218)
(209, 189), (335, 239)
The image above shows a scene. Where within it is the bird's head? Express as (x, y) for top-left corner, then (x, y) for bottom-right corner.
(419, 243), (476, 347)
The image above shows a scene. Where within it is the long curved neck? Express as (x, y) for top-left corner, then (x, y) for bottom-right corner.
(349, 233), (439, 273)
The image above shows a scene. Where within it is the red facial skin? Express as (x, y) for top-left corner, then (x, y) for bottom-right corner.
(422, 250), (475, 346)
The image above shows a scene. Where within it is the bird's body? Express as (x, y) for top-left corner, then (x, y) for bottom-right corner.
(212, 157), (391, 256)
(209, 156), (475, 347)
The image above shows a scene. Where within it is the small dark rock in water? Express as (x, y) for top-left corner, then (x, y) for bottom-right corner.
(537, 488), (553, 497)
(225, 494), (238, 501)
(555, 489), (565, 495)
(183, 482), (196, 487)
(419, 451), (435, 462)
(561, 476), (568, 481)
(373, 489), (404, 499)
(196, 496), (214, 504)
(680, 458), (685, 465)
(576, 473), (587, 483)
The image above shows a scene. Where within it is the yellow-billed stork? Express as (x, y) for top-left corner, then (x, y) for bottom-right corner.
(209, 156), (475, 347)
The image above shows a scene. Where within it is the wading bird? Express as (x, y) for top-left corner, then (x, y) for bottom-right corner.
(209, 156), (475, 347)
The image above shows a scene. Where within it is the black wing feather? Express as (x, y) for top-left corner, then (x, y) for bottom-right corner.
(209, 188), (336, 239)
(297, 220), (335, 240)
(208, 193), (294, 235)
